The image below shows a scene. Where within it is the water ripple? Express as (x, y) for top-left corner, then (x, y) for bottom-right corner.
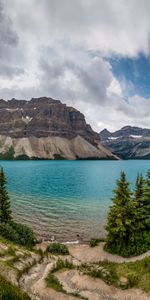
(0, 160), (148, 241)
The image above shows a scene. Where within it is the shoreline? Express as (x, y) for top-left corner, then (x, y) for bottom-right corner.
(36, 236), (91, 245)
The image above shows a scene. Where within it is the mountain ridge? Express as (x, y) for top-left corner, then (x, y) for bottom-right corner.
(0, 97), (117, 160)
(100, 125), (150, 159)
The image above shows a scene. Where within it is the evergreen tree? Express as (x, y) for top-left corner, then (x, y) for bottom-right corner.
(133, 173), (145, 231)
(0, 168), (12, 223)
(105, 171), (135, 255)
(140, 170), (150, 230)
(135, 173), (144, 203)
(105, 170), (150, 257)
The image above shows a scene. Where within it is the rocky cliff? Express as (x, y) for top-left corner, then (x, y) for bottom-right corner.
(100, 126), (150, 159)
(0, 97), (116, 160)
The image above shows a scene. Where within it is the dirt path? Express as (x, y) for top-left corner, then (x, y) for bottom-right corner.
(56, 269), (150, 300)
(19, 257), (77, 300)
(1, 240), (150, 300)
(68, 242), (150, 263)
(15, 242), (150, 300)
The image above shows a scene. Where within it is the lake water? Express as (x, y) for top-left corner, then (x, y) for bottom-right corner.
(0, 160), (149, 242)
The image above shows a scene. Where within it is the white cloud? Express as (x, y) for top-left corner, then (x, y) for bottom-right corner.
(6, 0), (150, 57)
(0, 0), (150, 131)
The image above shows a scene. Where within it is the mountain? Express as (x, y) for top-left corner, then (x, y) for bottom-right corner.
(100, 126), (150, 159)
(0, 97), (116, 160)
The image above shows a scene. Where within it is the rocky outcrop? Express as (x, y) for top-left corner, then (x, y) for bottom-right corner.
(0, 97), (116, 160)
(100, 126), (150, 159)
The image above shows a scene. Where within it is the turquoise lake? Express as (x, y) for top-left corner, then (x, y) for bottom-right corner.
(0, 160), (149, 241)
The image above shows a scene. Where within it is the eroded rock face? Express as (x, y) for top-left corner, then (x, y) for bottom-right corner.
(0, 97), (100, 145)
(0, 97), (116, 159)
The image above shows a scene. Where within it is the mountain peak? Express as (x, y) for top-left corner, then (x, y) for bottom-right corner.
(100, 128), (111, 140)
(101, 128), (111, 134)
(0, 97), (116, 160)
(100, 125), (150, 159)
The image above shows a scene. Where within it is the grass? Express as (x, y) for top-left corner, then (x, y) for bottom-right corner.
(7, 246), (16, 256)
(46, 273), (65, 292)
(0, 236), (39, 281)
(48, 257), (150, 293)
(116, 257), (150, 292)
(46, 259), (88, 299)
(46, 272), (88, 299)
(79, 261), (119, 286)
(0, 274), (31, 300)
(79, 258), (150, 292)
(5, 256), (20, 268)
(0, 250), (6, 257)
(17, 258), (37, 280)
(51, 259), (74, 273)
(0, 236), (43, 279)
(46, 259), (74, 291)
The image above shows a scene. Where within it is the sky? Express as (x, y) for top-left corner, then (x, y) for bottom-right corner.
(0, 0), (150, 132)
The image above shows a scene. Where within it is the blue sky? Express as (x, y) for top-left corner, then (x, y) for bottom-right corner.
(0, 0), (150, 131)
(110, 54), (150, 99)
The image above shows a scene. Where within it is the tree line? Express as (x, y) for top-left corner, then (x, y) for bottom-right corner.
(105, 170), (150, 257)
(0, 167), (36, 247)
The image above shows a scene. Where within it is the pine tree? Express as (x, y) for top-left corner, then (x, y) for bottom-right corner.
(140, 170), (150, 230)
(135, 173), (144, 203)
(0, 168), (12, 223)
(105, 171), (135, 255)
(133, 173), (145, 231)
(105, 170), (150, 256)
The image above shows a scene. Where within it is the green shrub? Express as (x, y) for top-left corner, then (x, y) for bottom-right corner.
(104, 231), (150, 257)
(15, 154), (30, 160)
(46, 243), (69, 255)
(0, 221), (36, 247)
(0, 146), (15, 160)
(0, 274), (31, 300)
(54, 153), (65, 160)
(90, 238), (101, 247)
